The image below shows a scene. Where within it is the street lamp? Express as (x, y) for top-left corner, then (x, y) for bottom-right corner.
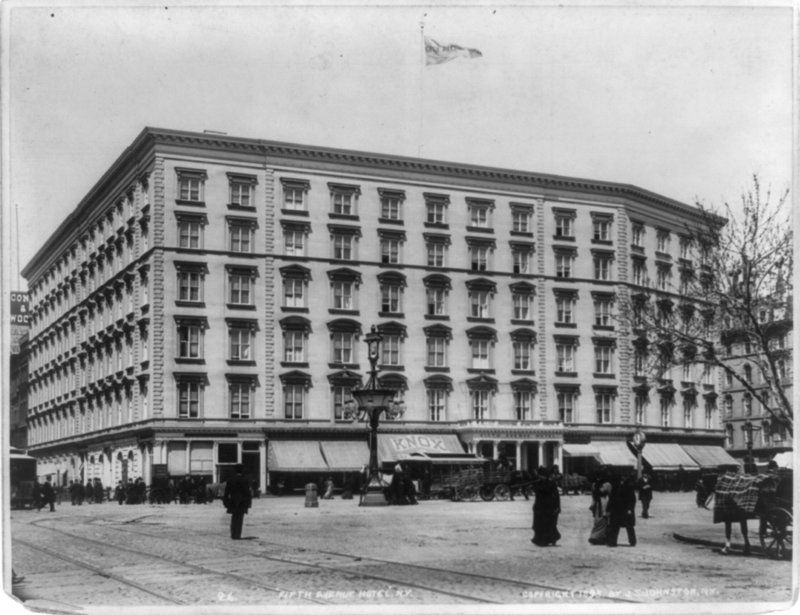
(345, 326), (404, 506)
(631, 429), (647, 481)
(741, 420), (760, 474)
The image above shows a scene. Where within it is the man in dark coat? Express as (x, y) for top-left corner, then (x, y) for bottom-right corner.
(607, 475), (637, 546)
(638, 473), (653, 518)
(223, 465), (252, 539)
(531, 467), (561, 546)
(84, 480), (94, 504)
(39, 476), (55, 512)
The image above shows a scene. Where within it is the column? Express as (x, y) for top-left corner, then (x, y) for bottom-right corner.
(492, 440), (499, 460)
(259, 440), (268, 492)
(554, 441), (563, 471)
(532, 442), (540, 469)
(515, 441), (523, 470)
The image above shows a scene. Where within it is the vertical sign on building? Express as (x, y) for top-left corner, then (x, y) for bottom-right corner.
(10, 291), (30, 355)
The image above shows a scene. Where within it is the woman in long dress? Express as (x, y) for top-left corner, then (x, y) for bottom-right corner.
(588, 472), (612, 545)
(531, 467), (561, 546)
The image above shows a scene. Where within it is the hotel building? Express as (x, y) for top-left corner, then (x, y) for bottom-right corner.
(22, 127), (731, 490)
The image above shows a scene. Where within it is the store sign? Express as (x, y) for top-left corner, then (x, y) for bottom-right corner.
(10, 292), (29, 325)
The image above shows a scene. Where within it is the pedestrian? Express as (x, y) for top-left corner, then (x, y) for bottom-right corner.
(638, 473), (653, 518)
(713, 468), (752, 556)
(322, 476), (335, 499)
(695, 476), (709, 509)
(85, 480), (94, 504)
(607, 475), (637, 547)
(588, 471), (612, 545)
(94, 478), (104, 503)
(531, 466), (561, 546)
(222, 464), (252, 540)
(68, 480), (76, 506)
(115, 481), (126, 505)
(31, 479), (41, 511)
(39, 476), (55, 512)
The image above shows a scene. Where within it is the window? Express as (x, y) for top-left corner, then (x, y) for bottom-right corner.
(467, 198), (493, 229)
(511, 205), (532, 233)
(332, 386), (353, 420)
(659, 398), (670, 426)
(426, 286), (448, 316)
(743, 364), (752, 383)
(176, 168), (205, 203)
(512, 245), (533, 274)
(283, 227), (306, 257)
(331, 332), (355, 364)
(228, 270), (255, 306)
(427, 242), (446, 267)
(380, 236), (402, 264)
(177, 216), (205, 249)
(283, 330), (306, 363)
(514, 391), (534, 420)
(281, 178), (309, 211)
(332, 281), (356, 310)
(379, 189), (404, 221)
(596, 392), (613, 423)
(513, 339), (534, 370)
(381, 335), (401, 366)
(555, 251), (574, 278)
(656, 229), (670, 253)
(283, 277), (306, 308)
(656, 265), (671, 290)
(683, 398), (693, 427)
(426, 336), (448, 368)
(469, 244), (491, 271)
(229, 219), (256, 253)
(632, 259), (647, 286)
(177, 322), (203, 359)
(427, 389), (447, 421)
(556, 340), (576, 373)
(679, 236), (692, 260)
(471, 389), (490, 420)
(229, 326), (254, 361)
(469, 290), (491, 319)
(513, 290), (533, 321)
(228, 174), (256, 208)
(592, 216), (612, 241)
(471, 339), (492, 369)
(332, 233), (355, 260)
(229, 381), (253, 419)
(380, 284), (403, 313)
(594, 344), (614, 374)
(593, 254), (612, 280)
(557, 390), (576, 422)
(425, 194), (449, 225)
(330, 184), (360, 216)
(556, 294), (575, 324)
(594, 296), (613, 327)
(725, 424), (733, 448)
(744, 393), (752, 416)
(177, 380), (202, 418)
(631, 223), (644, 247)
(177, 269), (204, 303)
(284, 384), (305, 419)
(634, 395), (646, 424)
(554, 211), (575, 238)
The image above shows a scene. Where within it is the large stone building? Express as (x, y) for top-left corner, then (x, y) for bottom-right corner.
(22, 127), (733, 491)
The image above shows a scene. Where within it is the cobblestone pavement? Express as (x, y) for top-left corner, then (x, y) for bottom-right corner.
(7, 491), (795, 612)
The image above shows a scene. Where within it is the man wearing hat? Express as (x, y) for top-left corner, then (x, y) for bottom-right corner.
(222, 464), (252, 540)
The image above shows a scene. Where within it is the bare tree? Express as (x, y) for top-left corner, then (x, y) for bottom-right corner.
(618, 175), (792, 430)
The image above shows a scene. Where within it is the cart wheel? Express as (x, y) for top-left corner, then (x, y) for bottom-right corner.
(479, 485), (495, 501)
(494, 484), (511, 501)
(761, 508), (793, 559)
(462, 485), (479, 501)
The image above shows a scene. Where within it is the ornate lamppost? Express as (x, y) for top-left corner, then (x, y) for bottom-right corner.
(345, 326), (404, 506)
(631, 428), (647, 481)
(741, 420), (760, 474)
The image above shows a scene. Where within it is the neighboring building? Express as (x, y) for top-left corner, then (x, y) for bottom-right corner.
(22, 127), (731, 490)
(10, 332), (29, 450)
(720, 299), (793, 466)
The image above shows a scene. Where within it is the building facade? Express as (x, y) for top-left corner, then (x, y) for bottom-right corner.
(22, 128), (729, 489)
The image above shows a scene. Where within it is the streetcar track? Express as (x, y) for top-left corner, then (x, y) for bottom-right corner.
(25, 513), (641, 604)
(13, 538), (186, 606)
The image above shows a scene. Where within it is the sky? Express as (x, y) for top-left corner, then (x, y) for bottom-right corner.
(2, 0), (794, 287)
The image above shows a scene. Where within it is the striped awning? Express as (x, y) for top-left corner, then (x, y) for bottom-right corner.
(594, 441), (637, 467)
(320, 441), (369, 472)
(562, 443), (601, 460)
(377, 434), (466, 462)
(640, 442), (699, 471)
(680, 445), (741, 469)
(267, 441), (328, 472)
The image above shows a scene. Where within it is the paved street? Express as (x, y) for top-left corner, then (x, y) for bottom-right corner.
(8, 491), (794, 612)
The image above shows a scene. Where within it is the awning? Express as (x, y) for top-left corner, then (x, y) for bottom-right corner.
(640, 442), (699, 471)
(378, 433), (467, 462)
(594, 441), (637, 467)
(562, 443), (601, 460)
(680, 445), (741, 469)
(320, 441), (369, 472)
(268, 441), (329, 472)
(403, 453), (488, 466)
(772, 451), (793, 469)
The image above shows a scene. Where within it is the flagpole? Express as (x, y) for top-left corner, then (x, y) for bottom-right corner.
(418, 19), (425, 158)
